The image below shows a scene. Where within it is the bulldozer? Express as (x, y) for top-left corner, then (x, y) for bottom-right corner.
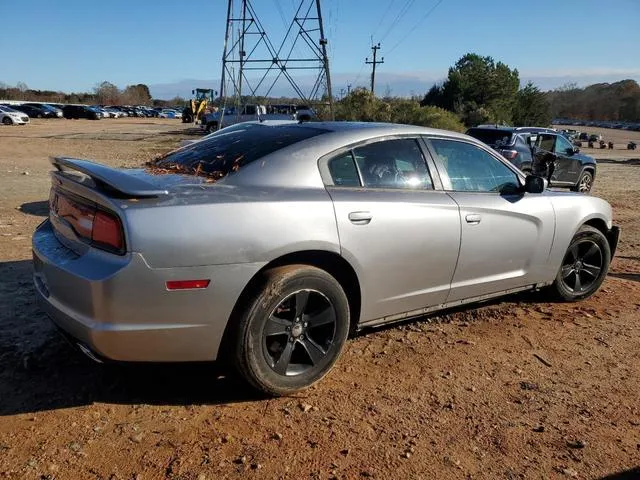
(182, 88), (215, 124)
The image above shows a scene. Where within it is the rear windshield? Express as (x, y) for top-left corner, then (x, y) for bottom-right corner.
(150, 124), (329, 179)
(466, 128), (514, 146)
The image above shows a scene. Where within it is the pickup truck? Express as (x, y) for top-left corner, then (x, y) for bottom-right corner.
(202, 104), (314, 132)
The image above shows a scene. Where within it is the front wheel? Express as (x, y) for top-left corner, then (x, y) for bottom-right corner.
(549, 225), (611, 301)
(571, 170), (593, 193)
(2, 116), (12, 125)
(232, 265), (350, 396)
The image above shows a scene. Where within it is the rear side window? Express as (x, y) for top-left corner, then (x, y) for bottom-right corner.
(328, 152), (360, 186)
(354, 139), (433, 189)
(153, 125), (329, 179)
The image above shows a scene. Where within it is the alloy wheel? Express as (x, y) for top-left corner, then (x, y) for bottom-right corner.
(560, 239), (603, 293)
(262, 289), (337, 376)
(578, 173), (592, 192)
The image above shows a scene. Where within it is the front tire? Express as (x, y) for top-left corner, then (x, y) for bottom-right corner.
(2, 116), (12, 125)
(232, 265), (350, 396)
(549, 225), (610, 301)
(572, 170), (593, 193)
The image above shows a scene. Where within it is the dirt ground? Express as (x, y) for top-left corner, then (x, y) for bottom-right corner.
(0, 119), (638, 480)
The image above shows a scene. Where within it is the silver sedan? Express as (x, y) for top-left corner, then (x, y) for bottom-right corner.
(32, 122), (620, 395)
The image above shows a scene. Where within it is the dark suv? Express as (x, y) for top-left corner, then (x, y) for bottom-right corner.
(466, 126), (597, 192)
(62, 105), (102, 120)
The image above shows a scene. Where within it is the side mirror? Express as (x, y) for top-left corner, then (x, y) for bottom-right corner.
(565, 147), (575, 155)
(524, 174), (545, 194)
(573, 146), (580, 153)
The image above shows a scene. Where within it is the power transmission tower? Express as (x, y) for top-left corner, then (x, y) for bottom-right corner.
(219, 0), (334, 119)
(365, 43), (384, 95)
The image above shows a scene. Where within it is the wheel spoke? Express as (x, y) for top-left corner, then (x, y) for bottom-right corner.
(294, 291), (310, 318)
(574, 272), (583, 292)
(581, 262), (601, 279)
(264, 315), (290, 337)
(300, 337), (326, 365)
(561, 264), (575, 279)
(583, 243), (598, 258)
(306, 305), (335, 329)
(568, 244), (580, 261)
(273, 340), (295, 375)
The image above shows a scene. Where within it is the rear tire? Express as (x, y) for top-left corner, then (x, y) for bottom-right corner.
(548, 225), (610, 302)
(571, 170), (593, 193)
(232, 265), (350, 396)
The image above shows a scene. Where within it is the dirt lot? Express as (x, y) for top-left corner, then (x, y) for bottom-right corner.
(0, 119), (638, 480)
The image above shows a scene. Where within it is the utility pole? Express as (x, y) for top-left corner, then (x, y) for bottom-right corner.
(347, 83), (351, 95)
(365, 43), (384, 95)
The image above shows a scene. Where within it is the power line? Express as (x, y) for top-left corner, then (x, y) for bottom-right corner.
(379, 0), (417, 43)
(387, 0), (444, 54)
(371, 0), (398, 41)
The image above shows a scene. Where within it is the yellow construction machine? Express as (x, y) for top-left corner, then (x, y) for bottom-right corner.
(182, 88), (215, 123)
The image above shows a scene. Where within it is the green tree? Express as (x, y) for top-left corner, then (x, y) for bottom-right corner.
(420, 53), (520, 126)
(512, 82), (552, 127)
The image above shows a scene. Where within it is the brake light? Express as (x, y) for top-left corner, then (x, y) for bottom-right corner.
(166, 280), (211, 290)
(92, 210), (124, 252)
(501, 149), (519, 160)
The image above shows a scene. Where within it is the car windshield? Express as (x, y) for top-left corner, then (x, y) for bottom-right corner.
(466, 128), (514, 147)
(0, 106), (18, 113)
(150, 124), (329, 180)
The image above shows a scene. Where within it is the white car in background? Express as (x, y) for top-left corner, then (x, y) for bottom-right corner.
(159, 109), (182, 119)
(0, 105), (30, 125)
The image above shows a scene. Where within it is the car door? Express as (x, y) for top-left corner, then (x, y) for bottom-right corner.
(552, 134), (581, 184)
(322, 137), (461, 324)
(424, 137), (555, 302)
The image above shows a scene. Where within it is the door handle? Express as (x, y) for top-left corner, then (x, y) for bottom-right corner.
(465, 214), (481, 225)
(348, 211), (372, 225)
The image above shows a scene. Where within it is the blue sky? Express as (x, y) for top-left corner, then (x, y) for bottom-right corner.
(1, 0), (639, 98)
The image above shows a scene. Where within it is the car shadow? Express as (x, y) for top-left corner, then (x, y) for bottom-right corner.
(0, 259), (265, 416)
(608, 272), (640, 283)
(18, 201), (49, 217)
(599, 467), (640, 480)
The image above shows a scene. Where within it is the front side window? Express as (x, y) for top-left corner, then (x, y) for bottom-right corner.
(554, 135), (573, 154)
(353, 139), (433, 189)
(429, 139), (520, 193)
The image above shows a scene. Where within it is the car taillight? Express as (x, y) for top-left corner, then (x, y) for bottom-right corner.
(92, 210), (124, 252)
(501, 149), (519, 160)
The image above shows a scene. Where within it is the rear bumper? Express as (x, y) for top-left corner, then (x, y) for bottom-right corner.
(607, 225), (620, 258)
(32, 219), (263, 362)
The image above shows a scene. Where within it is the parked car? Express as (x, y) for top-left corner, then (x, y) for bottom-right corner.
(159, 108), (181, 119)
(466, 126), (535, 172)
(0, 105), (30, 125)
(467, 126), (597, 192)
(104, 107), (126, 118)
(14, 104), (58, 118)
(62, 105), (102, 120)
(24, 103), (63, 118)
(33, 122), (619, 395)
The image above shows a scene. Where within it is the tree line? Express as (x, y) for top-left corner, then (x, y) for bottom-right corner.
(2, 53), (638, 127)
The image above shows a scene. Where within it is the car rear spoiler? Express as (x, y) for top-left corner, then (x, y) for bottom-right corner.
(50, 157), (169, 198)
